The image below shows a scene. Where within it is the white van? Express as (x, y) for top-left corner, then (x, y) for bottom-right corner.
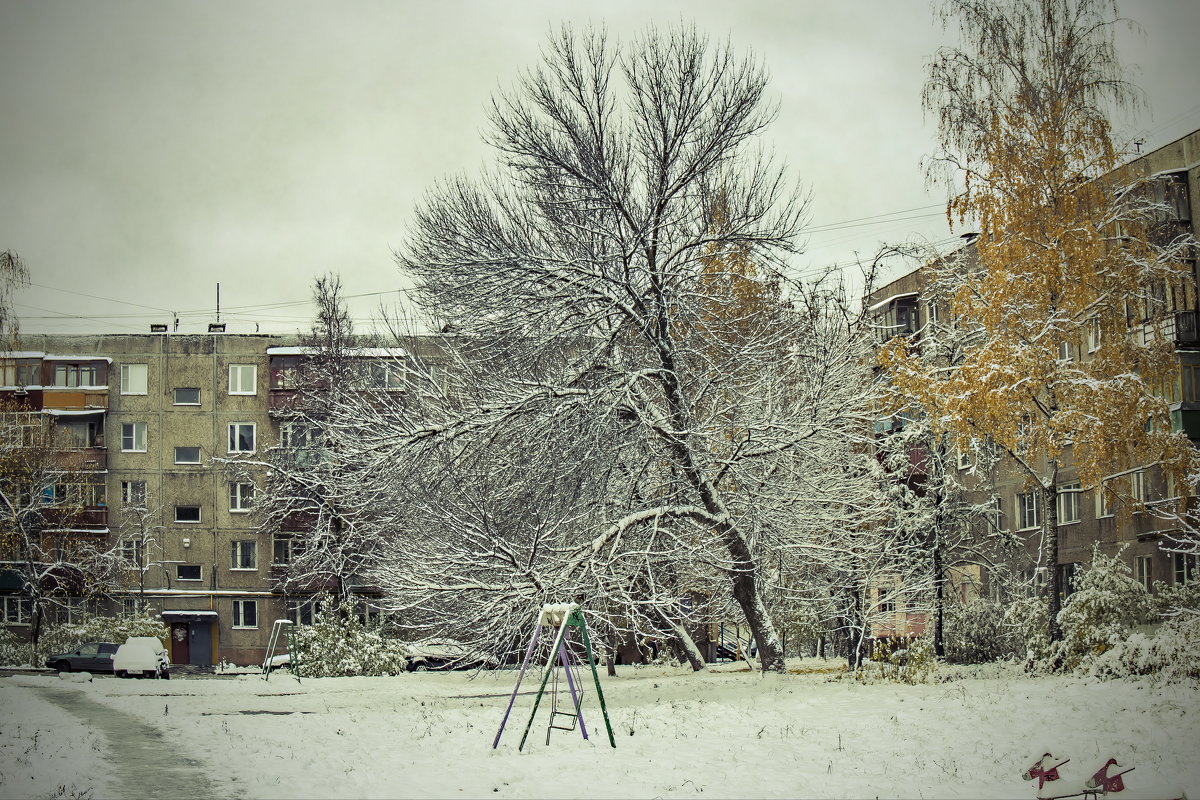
(113, 636), (171, 679)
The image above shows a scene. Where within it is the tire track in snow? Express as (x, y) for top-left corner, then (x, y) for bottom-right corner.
(32, 685), (231, 800)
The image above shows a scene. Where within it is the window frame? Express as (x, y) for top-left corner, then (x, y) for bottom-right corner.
(174, 505), (201, 524)
(174, 446), (202, 465)
(232, 599), (258, 629)
(230, 540), (257, 571)
(120, 363), (148, 395)
(228, 364), (257, 396)
(120, 480), (147, 508)
(173, 387), (201, 406)
(2, 596), (31, 625)
(176, 564), (202, 582)
(120, 422), (147, 453)
(229, 482), (254, 512)
(1175, 553), (1197, 586)
(1016, 491), (1041, 531)
(1135, 555), (1154, 593)
(227, 422), (256, 454)
(1056, 483), (1081, 525)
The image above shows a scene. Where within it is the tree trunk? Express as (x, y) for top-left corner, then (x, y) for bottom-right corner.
(1044, 482), (1062, 643)
(665, 619), (706, 672)
(932, 542), (945, 658)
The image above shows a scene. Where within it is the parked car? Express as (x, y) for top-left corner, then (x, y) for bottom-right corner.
(113, 636), (170, 679)
(403, 639), (498, 672)
(44, 642), (120, 673)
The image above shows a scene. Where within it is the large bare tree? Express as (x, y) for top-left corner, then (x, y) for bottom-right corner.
(392, 25), (886, 672)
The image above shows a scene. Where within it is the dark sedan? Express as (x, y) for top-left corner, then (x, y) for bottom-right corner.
(45, 642), (119, 673)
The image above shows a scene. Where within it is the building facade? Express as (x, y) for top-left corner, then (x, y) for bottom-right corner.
(0, 331), (441, 666)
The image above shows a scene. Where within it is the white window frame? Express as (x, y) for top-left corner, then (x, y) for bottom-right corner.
(119, 538), (144, 565)
(176, 564), (202, 582)
(1131, 470), (1148, 506)
(120, 480), (147, 507)
(1095, 484), (1113, 518)
(2, 596), (31, 625)
(229, 482), (254, 512)
(272, 533), (300, 565)
(121, 422), (147, 452)
(1056, 483), (1081, 525)
(228, 423), (256, 454)
(1175, 553), (1198, 586)
(120, 363), (148, 395)
(230, 540), (257, 571)
(1135, 555), (1153, 592)
(228, 364), (257, 396)
(173, 387), (201, 405)
(1087, 318), (1101, 353)
(174, 446), (202, 465)
(174, 505), (201, 524)
(232, 599), (258, 629)
(1016, 491), (1040, 531)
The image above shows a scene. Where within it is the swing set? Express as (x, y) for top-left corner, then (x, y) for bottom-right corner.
(493, 603), (616, 750)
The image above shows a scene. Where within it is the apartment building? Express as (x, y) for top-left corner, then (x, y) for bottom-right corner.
(867, 128), (1200, 623)
(0, 331), (442, 666)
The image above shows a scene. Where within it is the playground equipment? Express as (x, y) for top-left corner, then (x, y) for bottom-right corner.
(1022, 752), (1184, 799)
(262, 619), (300, 682)
(493, 603), (616, 750)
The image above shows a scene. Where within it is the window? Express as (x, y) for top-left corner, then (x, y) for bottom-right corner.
(228, 364), (257, 395)
(174, 446), (202, 464)
(1057, 340), (1074, 362)
(1087, 318), (1101, 353)
(286, 597), (323, 626)
(232, 599), (258, 629)
(53, 363), (99, 387)
(368, 360), (406, 390)
(0, 358), (41, 387)
(119, 539), (144, 565)
(876, 587), (895, 614)
(1095, 484), (1113, 518)
(1056, 483), (1081, 524)
(1151, 172), (1191, 222)
(957, 448), (972, 471)
(230, 540), (257, 570)
(173, 387), (200, 405)
(989, 496), (1004, 532)
(1016, 491), (1040, 530)
(1130, 470), (1148, 506)
(174, 505), (201, 524)
(1136, 555), (1154, 593)
(121, 422), (147, 452)
(1175, 553), (1198, 586)
(176, 564), (202, 582)
(58, 597), (87, 625)
(2, 596), (31, 625)
(272, 534), (305, 565)
(121, 597), (138, 616)
(228, 423), (256, 454)
(280, 422), (317, 449)
(1057, 563), (1078, 601)
(229, 482), (254, 512)
(121, 480), (147, 508)
(120, 364), (148, 395)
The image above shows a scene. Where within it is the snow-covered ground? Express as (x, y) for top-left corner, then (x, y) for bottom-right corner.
(2, 660), (1197, 799)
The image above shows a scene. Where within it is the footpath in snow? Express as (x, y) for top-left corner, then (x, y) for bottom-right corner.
(1, 660), (1197, 799)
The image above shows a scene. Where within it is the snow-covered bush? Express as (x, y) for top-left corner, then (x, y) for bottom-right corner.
(35, 611), (169, 666)
(1047, 548), (1152, 671)
(1150, 578), (1200, 618)
(290, 603), (408, 677)
(1002, 595), (1052, 668)
(944, 598), (1019, 663)
(0, 625), (24, 666)
(848, 635), (938, 684)
(1088, 613), (1200, 680)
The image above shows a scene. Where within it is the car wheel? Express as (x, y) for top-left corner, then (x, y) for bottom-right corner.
(142, 670), (156, 679)
(116, 670), (128, 678)
(55, 660), (71, 673)
(413, 661), (428, 672)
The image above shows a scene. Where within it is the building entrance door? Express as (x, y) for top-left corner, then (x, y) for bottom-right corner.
(170, 623), (190, 664)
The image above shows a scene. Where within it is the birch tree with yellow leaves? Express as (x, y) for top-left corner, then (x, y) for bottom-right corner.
(881, 0), (1196, 642)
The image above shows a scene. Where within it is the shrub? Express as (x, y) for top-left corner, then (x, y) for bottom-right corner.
(0, 626), (24, 666)
(850, 635), (938, 684)
(290, 603), (407, 677)
(944, 597), (1019, 663)
(1049, 547), (1151, 671)
(1089, 613), (1200, 680)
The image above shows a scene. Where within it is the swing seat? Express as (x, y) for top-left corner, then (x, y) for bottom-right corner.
(549, 709), (579, 731)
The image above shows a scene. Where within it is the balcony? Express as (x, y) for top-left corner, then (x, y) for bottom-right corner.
(41, 505), (109, 531)
(269, 389), (299, 412)
(1175, 311), (1199, 346)
(42, 387), (108, 411)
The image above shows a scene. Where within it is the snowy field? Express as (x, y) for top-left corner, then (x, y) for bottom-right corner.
(2, 661), (1198, 800)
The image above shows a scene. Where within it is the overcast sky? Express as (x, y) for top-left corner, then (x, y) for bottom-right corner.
(2, 0), (1198, 336)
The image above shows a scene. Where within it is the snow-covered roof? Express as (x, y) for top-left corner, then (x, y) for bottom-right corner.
(266, 346), (408, 358)
(160, 609), (219, 617)
(0, 351), (47, 359)
(43, 409), (106, 416)
(866, 291), (918, 314)
(43, 355), (113, 363)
